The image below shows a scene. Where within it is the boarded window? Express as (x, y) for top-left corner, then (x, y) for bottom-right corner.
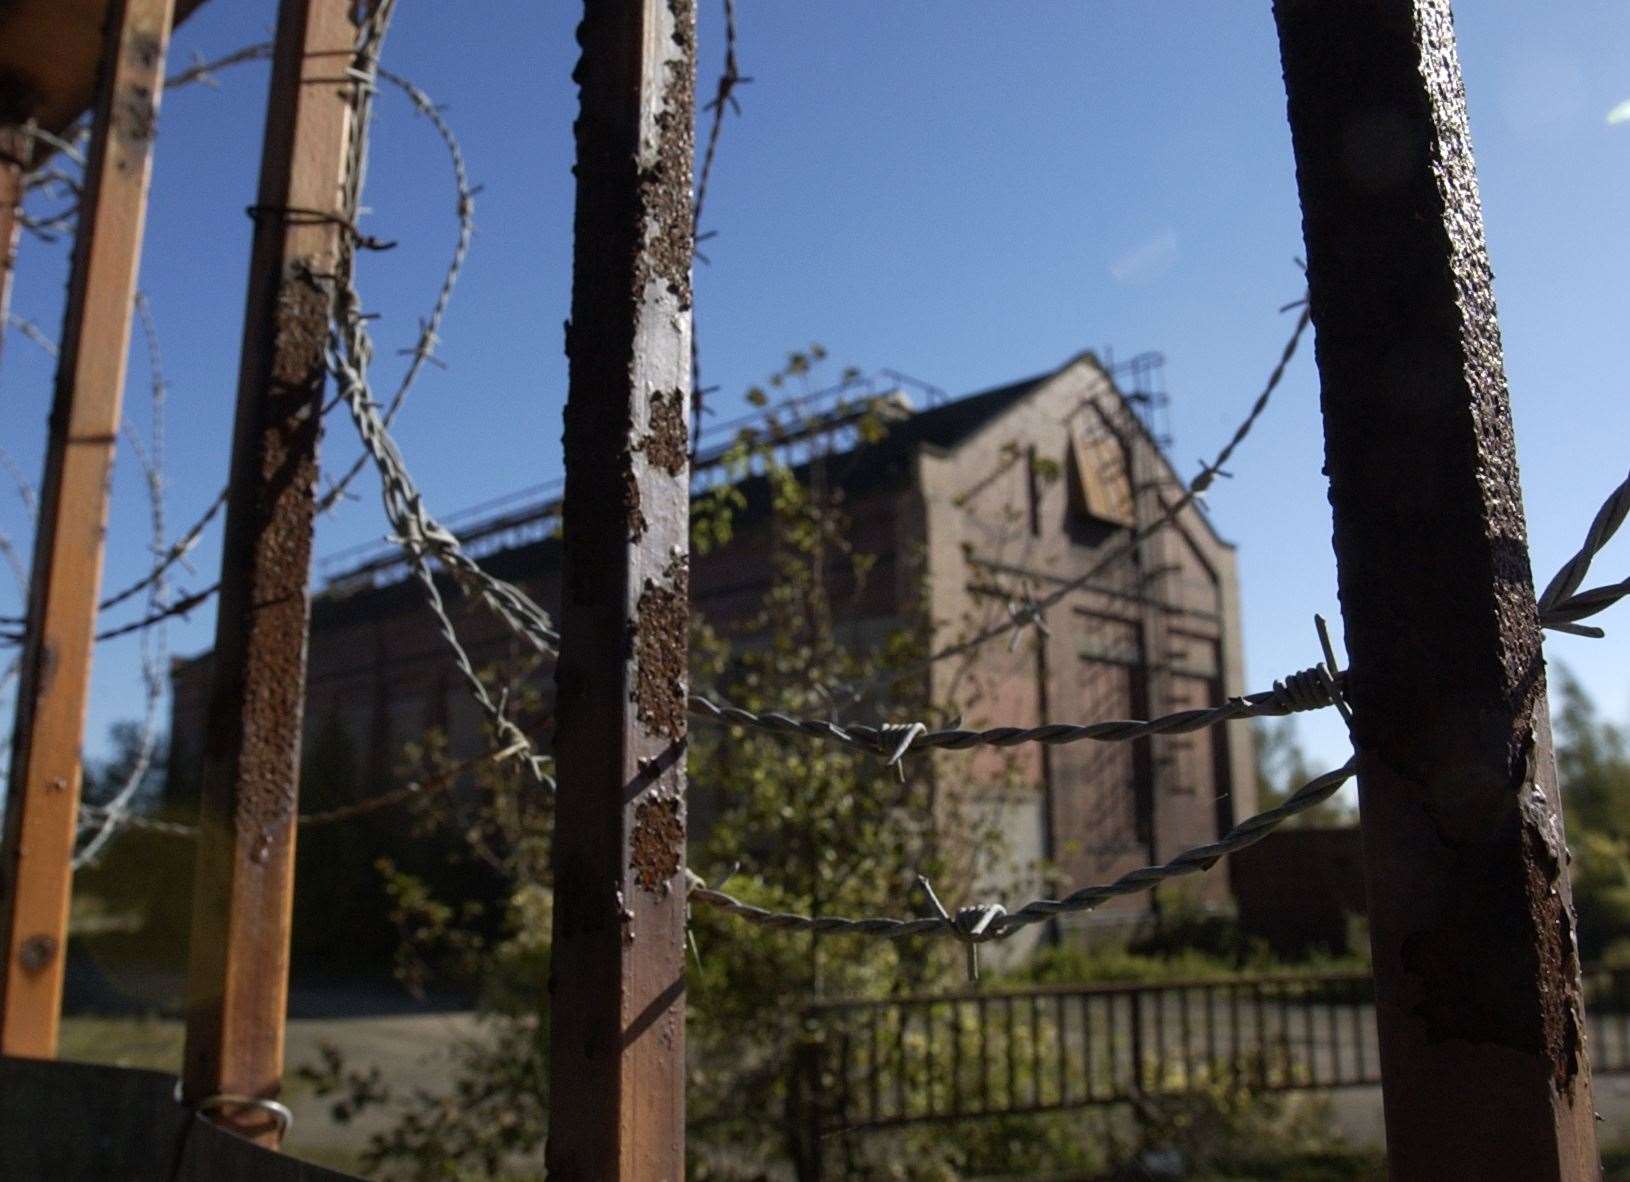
(1068, 429), (1136, 528)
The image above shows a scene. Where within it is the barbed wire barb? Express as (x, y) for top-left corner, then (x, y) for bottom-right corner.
(325, 1), (556, 790)
(687, 759), (1357, 944)
(687, 657), (1339, 765)
(1538, 467), (1630, 638)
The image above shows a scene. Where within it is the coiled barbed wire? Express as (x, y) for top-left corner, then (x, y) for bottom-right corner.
(316, 62), (476, 514)
(326, 0), (554, 786)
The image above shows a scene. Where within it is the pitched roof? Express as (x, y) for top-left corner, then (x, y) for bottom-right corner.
(879, 371), (1050, 451)
(306, 363), (1072, 631)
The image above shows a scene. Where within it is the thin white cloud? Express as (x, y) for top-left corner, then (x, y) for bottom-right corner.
(1109, 228), (1178, 286)
(1608, 99), (1630, 126)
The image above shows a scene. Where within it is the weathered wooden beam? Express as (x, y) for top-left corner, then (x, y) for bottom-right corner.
(546, 0), (695, 1178)
(1273, 2), (1599, 1177)
(0, 0), (174, 1058)
(179, 0), (357, 1147)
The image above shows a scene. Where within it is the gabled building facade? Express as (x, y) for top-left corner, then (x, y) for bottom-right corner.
(170, 351), (1255, 944)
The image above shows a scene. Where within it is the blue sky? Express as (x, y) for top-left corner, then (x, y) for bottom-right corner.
(2, 2), (1628, 780)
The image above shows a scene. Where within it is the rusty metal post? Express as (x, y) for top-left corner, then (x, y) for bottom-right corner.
(179, 0), (357, 1147)
(545, 0), (695, 1178)
(1273, 2), (1599, 1177)
(0, 0), (174, 1057)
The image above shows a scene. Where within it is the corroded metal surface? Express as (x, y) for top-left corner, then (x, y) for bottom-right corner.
(1274, 1), (1598, 1177)
(180, 0), (356, 1149)
(0, 0), (174, 1058)
(547, 0), (695, 1177)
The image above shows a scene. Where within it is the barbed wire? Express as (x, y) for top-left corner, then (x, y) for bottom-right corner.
(688, 660), (1337, 766)
(95, 488), (226, 616)
(3, 310), (58, 370)
(0, 529), (26, 599)
(315, 63), (475, 514)
(1538, 467), (1630, 638)
(3, 291), (229, 631)
(9, 121), (86, 169)
(74, 293), (171, 868)
(830, 300), (1313, 711)
(0, 581), (219, 645)
(7, 43), (272, 242)
(690, 0), (749, 459)
(327, 0), (555, 789)
(688, 758), (1356, 946)
(164, 42), (274, 91)
(78, 736), (544, 840)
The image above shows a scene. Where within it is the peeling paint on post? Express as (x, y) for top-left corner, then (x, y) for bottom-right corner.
(1273, 2), (1599, 1177)
(180, 0), (358, 1148)
(0, 0), (175, 1058)
(547, 0), (694, 1177)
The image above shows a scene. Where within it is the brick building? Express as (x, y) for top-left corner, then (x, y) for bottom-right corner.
(169, 350), (1255, 946)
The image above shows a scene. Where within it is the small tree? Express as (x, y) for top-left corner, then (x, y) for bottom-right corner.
(304, 356), (1000, 1179)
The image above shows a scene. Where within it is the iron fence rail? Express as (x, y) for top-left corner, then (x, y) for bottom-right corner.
(799, 967), (1630, 1139)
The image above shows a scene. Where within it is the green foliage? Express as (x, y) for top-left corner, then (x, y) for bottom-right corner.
(1553, 667), (1630, 960)
(686, 354), (998, 1171)
(303, 353), (1005, 1180)
(1253, 717), (1352, 827)
(1117, 1059), (1350, 1178)
(844, 1113), (1108, 1181)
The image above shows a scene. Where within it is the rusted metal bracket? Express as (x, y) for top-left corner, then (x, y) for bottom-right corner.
(546, 1), (695, 1178)
(0, 0), (175, 1058)
(179, 0), (358, 1149)
(1274, 2), (1599, 1177)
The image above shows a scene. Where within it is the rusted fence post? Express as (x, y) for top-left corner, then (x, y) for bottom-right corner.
(179, 0), (357, 1147)
(0, 0), (174, 1058)
(545, 0), (695, 1178)
(1273, 2), (1599, 1177)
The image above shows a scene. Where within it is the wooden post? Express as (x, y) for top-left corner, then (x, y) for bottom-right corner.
(1273, 2), (1599, 1177)
(0, 0), (174, 1058)
(179, 0), (357, 1147)
(545, 0), (695, 1178)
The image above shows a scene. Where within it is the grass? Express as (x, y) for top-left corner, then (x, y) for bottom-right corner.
(58, 1013), (183, 1072)
(52, 1014), (1630, 1181)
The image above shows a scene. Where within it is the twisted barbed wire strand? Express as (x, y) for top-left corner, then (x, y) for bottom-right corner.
(1538, 467), (1630, 638)
(837, 301), (1312, 708)
(316, 63), (474, 513)
(79, 736), (540, 838)
(688, 661), (1336, 764)
(687, 758), (1356, 943)
(327, 0), (554, 786)
(74, 295), (172, 868)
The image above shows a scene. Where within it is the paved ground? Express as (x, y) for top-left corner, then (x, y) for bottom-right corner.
(56, 987), (1630, 1175)
(59, 1008), (482, 1173)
